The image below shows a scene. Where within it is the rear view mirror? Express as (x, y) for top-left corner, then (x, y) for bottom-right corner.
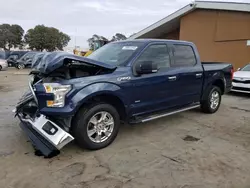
(237, 68), (241, 71)
(135, 61), (158, 75)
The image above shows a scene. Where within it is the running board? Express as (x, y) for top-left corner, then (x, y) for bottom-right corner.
(130, 104), (200, 123)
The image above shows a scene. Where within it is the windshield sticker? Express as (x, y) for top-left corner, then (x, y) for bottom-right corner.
(122, 46), (138, 50)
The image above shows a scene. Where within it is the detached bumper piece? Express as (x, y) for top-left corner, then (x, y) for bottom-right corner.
(17, 114), (74, 158)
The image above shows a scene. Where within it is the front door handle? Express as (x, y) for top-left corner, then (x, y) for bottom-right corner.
(168, 76), (177, 81)
(196, 73), (203, 78)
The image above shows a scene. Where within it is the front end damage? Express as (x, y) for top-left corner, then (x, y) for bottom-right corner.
(14, 52), (116, 157)
(15, 81), (74, 158)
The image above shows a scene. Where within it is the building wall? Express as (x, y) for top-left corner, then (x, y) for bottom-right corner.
(179, 9), (250, 69)
(160, 29), (180, 40)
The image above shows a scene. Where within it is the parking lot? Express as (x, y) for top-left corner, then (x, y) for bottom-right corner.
(0, 68), (250, 188)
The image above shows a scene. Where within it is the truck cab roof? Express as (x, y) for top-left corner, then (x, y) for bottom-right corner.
(114, 39), (194, 45)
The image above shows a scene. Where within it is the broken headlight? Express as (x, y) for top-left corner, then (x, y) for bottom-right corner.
(43, 83), (71, 107)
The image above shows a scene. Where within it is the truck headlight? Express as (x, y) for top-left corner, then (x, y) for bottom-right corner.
(43, 83), (71, 107)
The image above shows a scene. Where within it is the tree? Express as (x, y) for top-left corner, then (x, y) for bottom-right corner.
(87, 33), (127, 50)
(0, 24), (24, 50)
(25, 25), (70, 51)
(111, 33), (127, 41)
(87, 37), (95, 50)
(58, 32), (71, 50)
(87, 34), (109, 51)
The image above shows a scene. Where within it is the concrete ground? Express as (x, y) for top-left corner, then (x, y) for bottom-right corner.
(0, 68), (250, 188)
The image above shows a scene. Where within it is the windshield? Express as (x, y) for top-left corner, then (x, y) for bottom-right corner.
(241, 64), (250, 71)
(31, 53), (47, 68)
(87, 42), (143, 66)
(20, 52), (36, 61)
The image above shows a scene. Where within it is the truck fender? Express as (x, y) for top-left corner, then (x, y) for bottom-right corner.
(201, 76), (225, 101)
(70, 82), (128, 113)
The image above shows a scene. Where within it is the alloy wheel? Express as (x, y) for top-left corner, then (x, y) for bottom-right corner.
(87, 111), (115, 143)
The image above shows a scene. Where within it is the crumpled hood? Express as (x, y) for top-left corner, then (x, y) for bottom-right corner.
(233, 71), (250, 79)
(35, 52), (116, 74)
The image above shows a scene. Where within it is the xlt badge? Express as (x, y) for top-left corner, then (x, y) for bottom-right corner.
(117, 77), (131, 82)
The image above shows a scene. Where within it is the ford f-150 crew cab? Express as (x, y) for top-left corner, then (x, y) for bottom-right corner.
(14, 39), (233, 157)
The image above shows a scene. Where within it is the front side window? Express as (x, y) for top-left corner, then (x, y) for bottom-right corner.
(135, 44), (170, 69)
(172, 45), (196, 67)
(21, 52), (36, 60)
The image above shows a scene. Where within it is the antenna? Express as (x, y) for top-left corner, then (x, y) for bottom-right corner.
(74, 28), (77, 49)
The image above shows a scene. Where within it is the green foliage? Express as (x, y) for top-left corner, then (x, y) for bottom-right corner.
(111, 33), (127, 41)
(25, 25), (70, 51)
(87, 34), (109, 51)
(87, 33), (127, 50)
(0, 24), (24, 50)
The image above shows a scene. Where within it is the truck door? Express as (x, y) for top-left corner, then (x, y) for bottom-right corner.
(168, 44), (203, 106)
(129, 43), (176, 116)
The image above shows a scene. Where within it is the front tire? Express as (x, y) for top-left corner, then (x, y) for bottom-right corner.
(201, 86), (222, 114)
(0, 65), (2, 71)
(17, 64), (25, 69)
(72, 103), (120, 150)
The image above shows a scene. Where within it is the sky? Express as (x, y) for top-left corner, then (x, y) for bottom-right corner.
(0, 0), (249, 49)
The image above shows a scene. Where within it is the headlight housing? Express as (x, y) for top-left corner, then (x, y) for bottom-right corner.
(43, 83), (71, 107)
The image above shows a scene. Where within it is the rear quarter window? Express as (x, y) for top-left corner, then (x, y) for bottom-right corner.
(172, 45), (196, 67)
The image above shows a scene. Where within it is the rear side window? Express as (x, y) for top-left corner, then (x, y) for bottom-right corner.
(135, 44), (170, 69)
(172, 45), (196, 67)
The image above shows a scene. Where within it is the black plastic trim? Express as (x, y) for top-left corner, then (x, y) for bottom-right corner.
(18, 115), (60, 158)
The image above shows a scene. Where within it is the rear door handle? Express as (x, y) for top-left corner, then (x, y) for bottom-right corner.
(168, 76), (177, 81)
(196, 73), (203, 78)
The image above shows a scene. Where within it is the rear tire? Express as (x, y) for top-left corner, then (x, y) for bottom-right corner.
(0, 65), (2, 71)
(72, 103), (120, 150)
(201, 86), (222, 114)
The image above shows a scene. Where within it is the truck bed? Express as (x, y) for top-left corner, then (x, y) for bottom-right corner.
(202, 61), (233, 93)
(202, 62), (233, 72)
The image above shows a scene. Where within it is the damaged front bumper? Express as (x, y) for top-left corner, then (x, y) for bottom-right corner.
(17, 114), (74, 157)
(15, 80), (74, 157)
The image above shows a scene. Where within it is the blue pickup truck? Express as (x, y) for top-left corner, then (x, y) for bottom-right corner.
(15, 39), (233, 157)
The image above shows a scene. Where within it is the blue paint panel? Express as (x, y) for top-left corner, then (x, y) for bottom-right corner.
(35, 39), (233, 120)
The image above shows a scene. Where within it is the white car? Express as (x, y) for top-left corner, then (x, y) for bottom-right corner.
(231, 64), (250, 93)
(0, 59), (8, 71)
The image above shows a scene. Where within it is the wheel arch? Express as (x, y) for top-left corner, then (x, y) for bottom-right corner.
(72, 85), (128, 126)
(212, 79), (225, 94)
(201, 78), (225, 101)
(78, 93), (127, 121)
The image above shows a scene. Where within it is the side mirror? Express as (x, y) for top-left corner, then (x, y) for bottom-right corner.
(135, 61), (158, 75)
(237, 68), (241, 71)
